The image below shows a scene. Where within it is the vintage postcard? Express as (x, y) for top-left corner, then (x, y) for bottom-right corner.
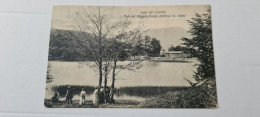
(45, 5), (218, 108)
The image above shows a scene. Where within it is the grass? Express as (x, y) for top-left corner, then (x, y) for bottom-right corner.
(44, 99), (141, 108)
(46, 80), (217, 108)
(116, 86), (189, 97)
(49, 85), (189, 98)
(139, 79), (218, 108)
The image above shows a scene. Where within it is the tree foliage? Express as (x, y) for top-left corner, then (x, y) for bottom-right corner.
(168, 45), (186, 51)
(148, 38), (162, 57)
(129, 35), (162, 57)
(48, 29), (89, 61)
(181, 13), (215, 81)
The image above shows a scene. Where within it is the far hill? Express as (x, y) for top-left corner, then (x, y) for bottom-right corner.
(146, 27), (190, 51)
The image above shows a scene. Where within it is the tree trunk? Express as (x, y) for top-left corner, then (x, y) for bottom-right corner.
(101, 63), (108, 103)
(98, 61), (102, 87)
(98, 29), (102, 91)
(111, 60), (117, 102)
(104, 64), (108, 93)
(104, 66), (108, 89)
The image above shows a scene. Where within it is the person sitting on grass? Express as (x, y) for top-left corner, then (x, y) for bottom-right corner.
(65, 85), (73, 104)
(79, 88), (87, 105)
(51, 90), (59, 103)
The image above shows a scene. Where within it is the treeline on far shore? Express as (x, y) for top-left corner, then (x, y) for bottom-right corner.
(48, 28), (162, 61)
(48, 29), (90, 61)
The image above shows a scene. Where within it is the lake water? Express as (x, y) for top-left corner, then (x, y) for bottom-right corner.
(45, 60), (198, 99)
(46, 60), (198, 87)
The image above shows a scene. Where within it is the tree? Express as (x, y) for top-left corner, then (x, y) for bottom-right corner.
(168, 45), (175, 51)
(168, 45), (186, 51)
(181, 11), (215, 82)
(109, 25), (145, 102)
(68, 7), (145, 102)
(68, 7), (112, 90)
(46, 64), (53, 83)
(144, 36), (151, 57)
(148, 38), (162, 57)
(128, 29), (146, 59)
(48, 29), (90, 61)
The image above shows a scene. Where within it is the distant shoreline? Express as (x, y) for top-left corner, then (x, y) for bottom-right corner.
(149, 59), (192, 63)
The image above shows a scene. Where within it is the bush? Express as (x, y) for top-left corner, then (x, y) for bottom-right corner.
(140, 79), (218, 108)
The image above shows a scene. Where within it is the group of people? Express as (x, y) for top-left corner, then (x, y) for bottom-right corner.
(51, 85), (75, 104)
(51, 85), (115, 105)
(93, 86), (114, 105)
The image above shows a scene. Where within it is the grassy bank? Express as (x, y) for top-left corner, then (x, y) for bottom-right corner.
(46, 80), (217, 108)
(44, 99), (141, 108)
(139, 79), (218, 108)
(117, 86), (189, 97)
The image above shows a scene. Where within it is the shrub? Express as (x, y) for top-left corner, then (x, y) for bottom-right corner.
(140, 79), (218, 108)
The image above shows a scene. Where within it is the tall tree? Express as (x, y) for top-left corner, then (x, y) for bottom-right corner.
(144, 36), (151, 57)
(181, 12), (215, 82)
(67, 7), (145, 102)
(109, 24), (144, 102)
(68, 7), (111, 89)
(148, 38), (162, 57)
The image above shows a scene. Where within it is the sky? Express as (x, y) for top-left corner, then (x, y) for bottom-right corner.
(51, 5), (210, 31)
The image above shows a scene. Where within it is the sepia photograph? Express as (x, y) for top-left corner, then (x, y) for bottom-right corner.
(44, 5), (218, 108)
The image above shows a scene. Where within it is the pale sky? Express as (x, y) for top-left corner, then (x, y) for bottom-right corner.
(51, 5), (210, 31)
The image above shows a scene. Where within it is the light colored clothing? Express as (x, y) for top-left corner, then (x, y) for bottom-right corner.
(93, 89), (99, 105)
(79, 91), (87, 105)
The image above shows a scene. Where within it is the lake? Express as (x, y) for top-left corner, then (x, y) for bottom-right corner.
(46, 60), (198, 87)
(45, 60), (198, 99)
